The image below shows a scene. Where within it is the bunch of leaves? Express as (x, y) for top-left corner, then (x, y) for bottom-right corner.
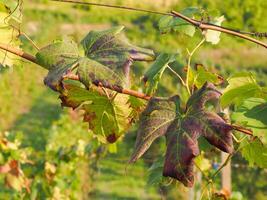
(130, 82), (234, 187)
(222, 72), (267, 168)
(0, 0), (22, 67)
(35, 26), (154, 143)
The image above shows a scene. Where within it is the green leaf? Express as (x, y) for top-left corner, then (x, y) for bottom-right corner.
(221, 72), (263, 108)
(77, 57), (125, 89)
(194, 153), (211, 172)
(60, 83), (133, 143)
(232, 98), (267, 144)
(147, 157), (165, 186)
(36, 39), (80, 91)
(1, 0), (22, 24)
(129, 96), (180, 163)
(188, 65), (223, 89)
(240, 138), (267, 168)
(36, 38), (79, 70)
(158, 7), (201, 37)
(81, 26), (155, 77)
(204, 16), (225, 44)
(0, 1), (21, 67)
(143, 53), (177, 95)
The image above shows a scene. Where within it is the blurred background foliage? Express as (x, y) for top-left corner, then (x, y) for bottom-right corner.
(0, 0), (266, 199)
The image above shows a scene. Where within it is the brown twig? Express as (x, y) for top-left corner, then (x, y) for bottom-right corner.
(51, 0), (171, 16)
(63, 74), (151, 100)
(171, 11), (267, 49)
(51, 0), (267, 49)
(231, 124), (253, 136)
(0, 43), (38, 64)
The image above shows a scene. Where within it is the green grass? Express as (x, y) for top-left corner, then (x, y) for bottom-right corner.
(91, 140), (161, 200)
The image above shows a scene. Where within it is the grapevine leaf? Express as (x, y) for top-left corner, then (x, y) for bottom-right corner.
(127, 95), (147, 119)
(77, 57), (125, 89)
(36, 38), (79, 70)
(129, 96), (180, 163)
(36, 39), (80, 91)
(59, 83), (132, 143)
(0, 1), (21, 67)
(240, 138), (267, 168)
(164, 83), (233, 187)
(1, 0), (22, 23)
(143, 53), (177, 95)
(204, 16), (225, 44)
(158, 7), (201, 37)
(232, 98), (267, 144)
(131, 83), (233, 187)
(188, 65), (223, 89)
(147, 157), (168, 186)
(81, 26), (155, 83)
(221, 72), (263, 108)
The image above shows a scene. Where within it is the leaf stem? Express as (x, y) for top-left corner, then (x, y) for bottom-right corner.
(51, 0), (171, 16)
(210, 154), (232, 180)
(167, 65), (186, 86)
(186, 38), (205, 95)
(231, 124), (253, 136)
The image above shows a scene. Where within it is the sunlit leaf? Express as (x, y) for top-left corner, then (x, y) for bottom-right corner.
(240, 138), (267, 168)
(143, 53), (177, 95)
(232, 98), (267, 144)
(0, 1), (21, 67)
(60, 83), (133, 143)
(188, 65), (223, 89)
(204, 16), (225, 44)
(221, 72), (264, 108)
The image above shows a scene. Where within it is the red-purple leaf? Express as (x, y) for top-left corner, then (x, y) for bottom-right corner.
(129, 96), (180, 163)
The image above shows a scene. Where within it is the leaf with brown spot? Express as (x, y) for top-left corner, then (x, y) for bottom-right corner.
(60, 83), (133, 143)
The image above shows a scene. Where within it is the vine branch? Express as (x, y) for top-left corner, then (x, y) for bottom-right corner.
(0, 43), (38, 64)
(171, 11), (267, 49)
(51, 0), (267, 49)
